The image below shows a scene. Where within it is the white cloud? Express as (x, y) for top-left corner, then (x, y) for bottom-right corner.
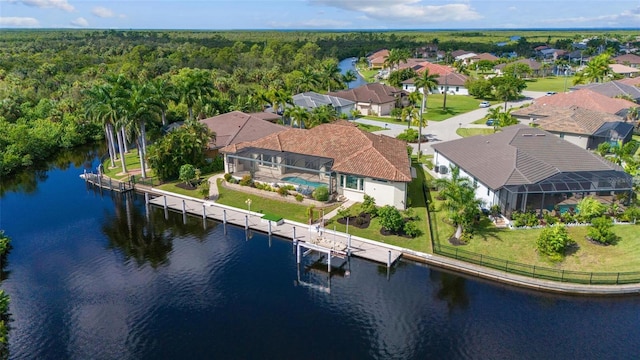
(92, 6), (115, 18)
(539, 6), (640, 25)
(508, 6), (517, 11)
(273, 18), (351, 29)
(8, 0), (74, 12)
(310, 0), (482, 23)
(0, 16), (40, 26)
(70, 17), (88, 27)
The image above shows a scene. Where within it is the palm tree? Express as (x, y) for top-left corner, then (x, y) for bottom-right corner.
(126, 81), (162, 178)
(401, 105), (419, 129)
(149, 76), (178, 127)
(298, 66), (320, 92)
(288, 106), (310, 128)
(319, 60), (342, 92)
(413, 69), (439, 159)
(573, 53), (613, 85)
(486, 107), (518, 132)
(173, 68), (215, 120)
(494, 82), (520, 111)
(626, 107), (638, 123)
(434, 166), (482, 240)
(84, 84), (118, 168)
(342, 70), (357, 89)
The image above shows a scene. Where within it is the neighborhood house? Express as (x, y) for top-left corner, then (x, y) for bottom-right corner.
(220, 121), (412, 209)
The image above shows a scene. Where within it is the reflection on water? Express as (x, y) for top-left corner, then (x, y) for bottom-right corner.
(2, 149), (640, 359)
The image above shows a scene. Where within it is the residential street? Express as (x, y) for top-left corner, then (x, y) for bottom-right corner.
(356, 91), (547, 156)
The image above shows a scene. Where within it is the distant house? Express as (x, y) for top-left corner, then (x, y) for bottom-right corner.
(471, 53), (499, 63)
(220, 121), (412, 209)
(292, 92), (356, 119)
(415, 44), (439, 59)
(247, 111), (282, 123)
(516, 89), (637, 117)
(570, 81), (640, 103)
(401, 72), (469, 95)
(609, 64), (640, 78)
(618, 77), (640, 87)
(512, 106), (634, 150)
(455, 52), (477, 64)
(494, 59), (543, 77)
(329, 83), (405, 117)
(432, 125), (633, 217)
(368, 49), (389, 69)
(199, 111), (287, 156)
(613, 53), (640, 68)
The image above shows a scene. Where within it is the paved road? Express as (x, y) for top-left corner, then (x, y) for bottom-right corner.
(356, 91), (547, 156)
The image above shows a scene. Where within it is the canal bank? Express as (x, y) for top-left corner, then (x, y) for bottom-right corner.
(120, 177), (640, 296)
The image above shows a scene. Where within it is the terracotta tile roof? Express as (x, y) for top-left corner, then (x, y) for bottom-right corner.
(525, 106), (624, 135)
(396, 58), (429, 71)
(472, 53), (499, 61)
(614, 53), (640, 65)
(617, 77), (640, 86)
(436, 72), (468, 86)
(432, 125), (625, 190)
(199, 111), (287, 149)
(520, 89), (636, 116)
(221, 121), (412, 182)
(414, 61), (455, 76)
(328, 83), (403, 105)
(368, 49), (389, 61)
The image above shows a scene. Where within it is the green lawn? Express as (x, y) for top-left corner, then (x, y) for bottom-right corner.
(326, 163), (432, 253)
(215, 179), (340, 224)
(524, 76), (575, 93)
(101, 151), (158, 183)
(634, 135), (640, 157)
(429, 193), (640, 273)
(356, 123), (385, 132)
(456, 128), (494, 137)
(357, 68), (379, 82)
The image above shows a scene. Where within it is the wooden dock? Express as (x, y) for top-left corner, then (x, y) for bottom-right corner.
(146, 192), (402, 267)
(81, 171), (134, 193)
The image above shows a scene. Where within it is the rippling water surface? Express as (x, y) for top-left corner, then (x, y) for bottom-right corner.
(1, 153), (640, 359)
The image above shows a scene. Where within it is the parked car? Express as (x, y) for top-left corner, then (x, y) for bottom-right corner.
(545, 91), (557, 96)
(479, 101), (490, 108)
(486, 119), (495, 126)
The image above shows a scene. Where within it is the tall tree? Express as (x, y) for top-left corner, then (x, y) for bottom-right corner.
(435, 166), (482, 240)
(413, 69), (438, 159)
(342, 69), (357, 89)
(319, 59), (342, 92)
(490, 75), (526, 110)
(573, 53), (614, 84)
(149, 76), (178, 127)
(172, 68), (215, 120)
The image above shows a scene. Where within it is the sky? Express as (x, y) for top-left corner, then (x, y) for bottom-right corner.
(1, 0), (640, 30)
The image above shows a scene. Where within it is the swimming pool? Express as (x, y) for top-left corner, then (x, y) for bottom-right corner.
(281, 176), (325, 189)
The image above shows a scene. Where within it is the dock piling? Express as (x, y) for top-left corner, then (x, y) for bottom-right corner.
(245, 215), (248, 230)
(223, 209), (227, 224)
(387, 250), (391, 268)
(182, 200), (186, 215)
(163, 196), (167, 210)
(202, 203), (206, 220)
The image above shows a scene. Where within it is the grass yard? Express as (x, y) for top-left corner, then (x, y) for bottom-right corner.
(634, 135), (640, 157)
(102, 151), (158, 182)
(524, 76), (575, 93)
(215, 179), (340, 224)
(456, 128), (495, 137)
(357, 68), (379, 82)
(326, 163), (432, 253)
(356, 123), (386, 132)
(429, 194), (640, 273)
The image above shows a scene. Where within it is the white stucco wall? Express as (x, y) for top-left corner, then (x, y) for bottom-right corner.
(553, 133), (588, 149)
(433, 151), (498, 208)
(337, 173), (407, 209)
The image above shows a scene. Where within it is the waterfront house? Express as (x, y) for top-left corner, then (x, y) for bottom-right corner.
(432, 125), (633, 217)
(199, 111), (287, 156)
(220, 121), (412, 209)
(368, 49), (389, 69)
(329, 83), (405, 116)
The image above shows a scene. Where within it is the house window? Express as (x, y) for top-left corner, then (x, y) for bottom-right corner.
(456, 86), (460, 92)
(559, 133), (565, 139)
(487, 188), (490, 196)
(341, 174), (363, 191)
(473, 178), (478, 187)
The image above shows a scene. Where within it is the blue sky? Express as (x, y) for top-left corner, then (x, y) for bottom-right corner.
(1, 0), (640, 29)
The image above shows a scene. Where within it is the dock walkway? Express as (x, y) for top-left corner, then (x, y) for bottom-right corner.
(147, 191), (401, 267)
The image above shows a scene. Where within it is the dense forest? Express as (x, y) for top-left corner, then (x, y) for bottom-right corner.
(1, 29), (636, 177)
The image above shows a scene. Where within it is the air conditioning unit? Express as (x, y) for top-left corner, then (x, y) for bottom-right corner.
(439, 165), (448, 174)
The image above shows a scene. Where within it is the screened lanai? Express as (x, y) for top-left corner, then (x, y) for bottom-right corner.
(499, 170), (634, 216)
(224, 147), (336, 194)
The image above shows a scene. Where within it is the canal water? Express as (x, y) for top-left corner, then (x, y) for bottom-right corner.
(1, 150), (640, 359)
(339, 57), (368, 89)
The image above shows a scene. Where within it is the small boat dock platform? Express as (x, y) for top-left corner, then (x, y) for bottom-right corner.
(80, 171), (134, 193)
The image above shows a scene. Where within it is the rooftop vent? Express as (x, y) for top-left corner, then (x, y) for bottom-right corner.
(522, 134), (533, 137)
(535, 134), (546, 137)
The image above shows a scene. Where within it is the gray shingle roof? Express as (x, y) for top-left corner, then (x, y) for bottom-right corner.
(570, 81), (640, 102)
(432, 125), (625, 190)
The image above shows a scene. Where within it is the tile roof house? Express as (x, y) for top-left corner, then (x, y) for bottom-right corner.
(368, 49), (389, 69)
(292, 92), (356, 119)
(494, 59), (543, 76)
(328, 83), (405, 116)
(220, 121), (412, 209)
(471, 53), (499, 62)
(199, 111), (287, 155)
(617, 76), (640, 86)
(609, 63), (640, 78)
(570, 80), (640, 102)
(512, 106), (634, 150)
(613, 53), (640, 68)
(401, 71), (469, 95)
(518, 89), (636, 117)
(432, 125), (633, 217)
(247, 111), (282, 123)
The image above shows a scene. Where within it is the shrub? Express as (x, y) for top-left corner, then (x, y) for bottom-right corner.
(536, 225), (574, 260)
(511, 211), (538, 227)
(179, 164), (197, 186)
(396, 128), (419, 142)
(542, 212), (557, 226)
(576, 197), (605, 222)
(337, 207), (350, 219)
(378, 205), (404, 232)
(277, 186), (289, 197)
(561, 211), (575, 223)
(620, 206), (640, 223)
(588, 216), (617, 245)
(312, 186), (329, 201)
(223, 173), (232, 182)
(597, 142), (611, 156)
(0, 231), (10, 257)
(239, 175), (252, 186)
(361, 194), (377, 216)
(403, 221), (421, 237)
(199, 180), (210, 198)
(295, 194), (304, 202)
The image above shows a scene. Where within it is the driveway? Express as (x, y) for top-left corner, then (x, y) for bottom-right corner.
(355, 91), (547, 156)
